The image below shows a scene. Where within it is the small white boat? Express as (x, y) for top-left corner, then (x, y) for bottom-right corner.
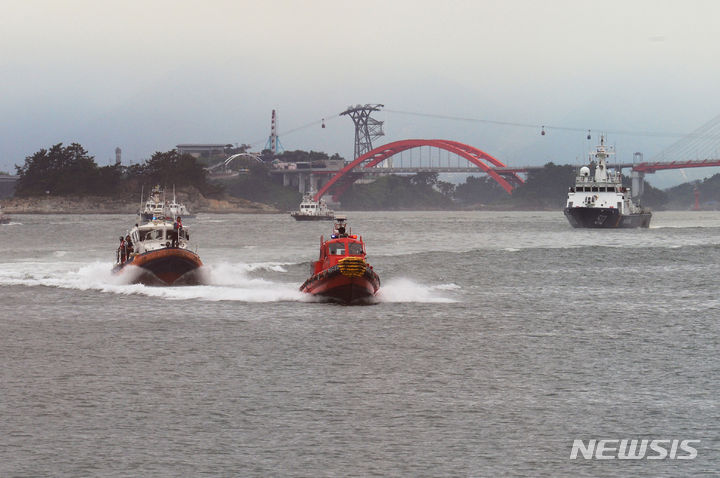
(290, 193), (335, 221)
(139, 185), (166, 222)
(168, 199), (192, 218)
(167, 185), (194, 218)
(139, 185), (193, 222)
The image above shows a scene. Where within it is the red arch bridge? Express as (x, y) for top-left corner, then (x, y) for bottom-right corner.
(268, 139), (720, 201)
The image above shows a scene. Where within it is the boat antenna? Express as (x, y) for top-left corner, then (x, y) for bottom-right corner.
(139, 185), (144, 220)
(173, 185), (177, 220)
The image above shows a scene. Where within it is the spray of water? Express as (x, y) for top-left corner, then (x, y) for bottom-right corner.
(0, 261), (303, 302)
(0, 261), (458, 304)
(376, 278), (458, 303)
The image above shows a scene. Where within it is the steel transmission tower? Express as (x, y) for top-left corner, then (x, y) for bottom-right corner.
(341, 104), (385, 160)
(264, 109), (284, 154)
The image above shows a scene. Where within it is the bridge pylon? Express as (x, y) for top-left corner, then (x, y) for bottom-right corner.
(341, 104), (385, 161)
(632, 152), (645, 198)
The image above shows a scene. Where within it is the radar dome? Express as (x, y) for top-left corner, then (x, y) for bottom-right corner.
(580, 166), (590, 177)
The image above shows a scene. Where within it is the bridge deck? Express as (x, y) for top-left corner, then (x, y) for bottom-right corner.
(265, 160), (720, 176)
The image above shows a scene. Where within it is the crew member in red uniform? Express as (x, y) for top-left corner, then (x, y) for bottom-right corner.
(173, 217), (183, 247)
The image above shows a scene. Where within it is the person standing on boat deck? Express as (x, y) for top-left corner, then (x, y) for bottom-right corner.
(173, 217), (183, 247)
(118, 236), (126, 263)
(125, 235), (133, 256)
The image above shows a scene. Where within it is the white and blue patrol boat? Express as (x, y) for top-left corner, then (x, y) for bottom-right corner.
(564, 136), (651, 228)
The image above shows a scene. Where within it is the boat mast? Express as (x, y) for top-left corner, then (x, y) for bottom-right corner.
(139, 185), (144, 221)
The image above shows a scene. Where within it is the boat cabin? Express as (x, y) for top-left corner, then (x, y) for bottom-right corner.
(128, 220), (190, 254)
(313, 217), (366, 274)
(144, 201), (166, 219)
(300, 203), (319, 213)
(566, 169), (631, 212)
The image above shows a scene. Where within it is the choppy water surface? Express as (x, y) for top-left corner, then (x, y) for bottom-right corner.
(1, 211), (718, 477)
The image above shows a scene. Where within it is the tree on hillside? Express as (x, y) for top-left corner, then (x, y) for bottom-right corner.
(665, 173), (720, 209)
(15, 144), (217, 197)
(15, 143), (103, 196)
(411, 172), (438, 187)
(455, 176), (507, 204)
(221, 159), (301, 210)
(340, 174), (453, 210)
(436, 180), (456, 199)
(277, 150), (330, 163)
(138, 150), (209, 192)
(227, 144), (252, 154)
(510, 162), (577, 208)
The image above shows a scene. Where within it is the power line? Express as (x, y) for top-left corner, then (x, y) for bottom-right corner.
(248, 113), (342, 149)
(281, 113), (341, 136)
(383, 109), (703, 139)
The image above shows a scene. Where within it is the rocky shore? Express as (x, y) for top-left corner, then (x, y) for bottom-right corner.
(0, 192), (280, 214)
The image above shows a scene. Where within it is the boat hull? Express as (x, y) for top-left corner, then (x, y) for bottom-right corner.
(113, 248), (203, 285)
(564, 207), (652, 228)
(291, 213), (335, 221)
(301, 268), (380, 304)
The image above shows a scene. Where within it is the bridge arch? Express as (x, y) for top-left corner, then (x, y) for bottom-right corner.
(205, 152), (262, 173)
(313, 139), (523, 201)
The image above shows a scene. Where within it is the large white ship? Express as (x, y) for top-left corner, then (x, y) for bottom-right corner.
(564, 136), (651, 228)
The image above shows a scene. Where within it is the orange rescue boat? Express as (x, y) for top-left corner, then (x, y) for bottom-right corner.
(300, 216), (380, 304)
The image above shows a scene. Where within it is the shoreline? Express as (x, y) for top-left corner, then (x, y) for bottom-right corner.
(0, 196), (698, 214)
(0, 195), (281, 215)
(1, 210), (283, 215)
(2, 207), (700, 215)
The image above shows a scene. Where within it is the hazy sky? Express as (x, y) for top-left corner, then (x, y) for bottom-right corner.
(3, 0), (720, 187)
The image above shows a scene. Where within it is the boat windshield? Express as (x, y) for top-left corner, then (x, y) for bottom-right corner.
(328, 241), (363, 255)
(328, 242), (345, 255)
(140, 229), (165, 241)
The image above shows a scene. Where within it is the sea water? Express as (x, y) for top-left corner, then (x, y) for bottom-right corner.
(1, 211), (718, 476)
